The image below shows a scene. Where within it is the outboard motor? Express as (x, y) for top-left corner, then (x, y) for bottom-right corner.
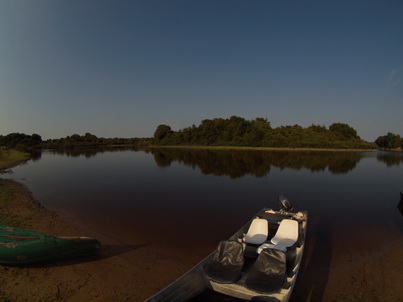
(278, 195), (294, 213)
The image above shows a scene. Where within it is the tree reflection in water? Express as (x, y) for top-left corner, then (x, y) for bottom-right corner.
(150, 148), (367, 178)
(39, 147), (403, 178)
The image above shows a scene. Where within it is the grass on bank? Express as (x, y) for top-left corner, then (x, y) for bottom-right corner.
(0, 183), (13, 201)
(0, 212), (28, 227)
(0, 150), (32, 226)
(0, 149), (31, 171)
(0, 181), (30, 227)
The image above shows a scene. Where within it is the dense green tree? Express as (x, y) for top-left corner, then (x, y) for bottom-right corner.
(153, 124), (172, 143)
(307, 124), (327, 134)
(329, 123), (359, 139)
(0, 133), (42, 151)
(375, 132), (402, 149)
(243, 118), (271, 146)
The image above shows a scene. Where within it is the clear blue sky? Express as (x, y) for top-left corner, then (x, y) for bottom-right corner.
(1, 0), (402, 141)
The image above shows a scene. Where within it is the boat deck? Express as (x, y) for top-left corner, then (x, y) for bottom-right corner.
(145, 208), (307, 302)
(204, 210), (307, 301)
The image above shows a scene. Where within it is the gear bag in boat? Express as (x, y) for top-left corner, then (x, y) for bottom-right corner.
(245, 248), (286, 293)
(205, 240), (244, 284)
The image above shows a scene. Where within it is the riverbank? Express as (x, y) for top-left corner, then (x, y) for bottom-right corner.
(1, 179), (402, 301)
(0, 150), (31, 171)
(0, 179), (197, 301)
(0, 149), (196, 300)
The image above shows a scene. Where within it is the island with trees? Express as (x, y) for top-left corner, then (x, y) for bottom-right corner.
(153, 116), (378, 150)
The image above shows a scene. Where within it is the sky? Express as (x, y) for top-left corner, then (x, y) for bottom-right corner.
(0, 0), (402, 141)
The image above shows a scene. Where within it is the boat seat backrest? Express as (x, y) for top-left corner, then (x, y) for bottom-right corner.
(270, 219), (298, 249)
(243, 218), (268, 245)
(257, 219), (299, 254)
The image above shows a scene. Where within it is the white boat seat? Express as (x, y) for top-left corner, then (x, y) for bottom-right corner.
(243, 218), (268, 245)
(258, 219), (298, 253)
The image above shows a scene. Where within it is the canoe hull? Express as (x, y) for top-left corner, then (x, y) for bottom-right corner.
(0, 225), (101, 266)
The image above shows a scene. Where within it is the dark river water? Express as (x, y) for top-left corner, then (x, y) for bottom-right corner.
(2, 148), (403, 300)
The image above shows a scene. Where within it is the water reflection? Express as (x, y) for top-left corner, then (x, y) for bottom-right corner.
(149, 148), (367, 177)
(377, 152), (403, 167)
(36, 148), (403, 178)
(43, 146), (140, 158)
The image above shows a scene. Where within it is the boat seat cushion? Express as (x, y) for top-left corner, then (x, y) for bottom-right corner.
(245, 248), (287, 293)
(257, 242), (286, 253)
(243, 218), (268, 245)
(205, 240), (244, 284)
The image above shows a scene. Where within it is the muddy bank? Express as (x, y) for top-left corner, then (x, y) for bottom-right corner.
(1, 179), (402, 301)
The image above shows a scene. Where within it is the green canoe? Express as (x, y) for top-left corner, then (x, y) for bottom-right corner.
(0, 225), (101, 266)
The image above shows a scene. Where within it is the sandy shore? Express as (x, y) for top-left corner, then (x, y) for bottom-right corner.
(0, 179), (197, 301)
(1, 179), (402, 301)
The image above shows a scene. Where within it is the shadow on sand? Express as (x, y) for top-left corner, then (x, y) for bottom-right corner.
(397, 193), (403, 217)
(290, 215), (332, 302)
(24, 243), (150, 268)
(99, 243), (150, 259)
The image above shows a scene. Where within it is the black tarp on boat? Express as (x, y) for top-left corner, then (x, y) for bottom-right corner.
(205, 240), (244, 284)
(245, 248), (286, 293)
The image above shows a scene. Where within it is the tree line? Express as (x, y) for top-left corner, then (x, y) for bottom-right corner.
(1, 117), (401, 152)
(0, 132), (151, 152)
(42, 133), (150, 149)
(153, 116), (377, 149)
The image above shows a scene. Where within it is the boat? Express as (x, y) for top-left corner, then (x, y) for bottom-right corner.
(145, 195), (308, 302)
(0, 225), (101, 266)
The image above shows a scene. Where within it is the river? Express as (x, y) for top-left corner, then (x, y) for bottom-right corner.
(2, 148), (403, 300)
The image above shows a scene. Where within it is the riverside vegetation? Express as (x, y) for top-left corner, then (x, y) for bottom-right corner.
(1, 116), (402, 152)
(0, 149), (31, 170)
